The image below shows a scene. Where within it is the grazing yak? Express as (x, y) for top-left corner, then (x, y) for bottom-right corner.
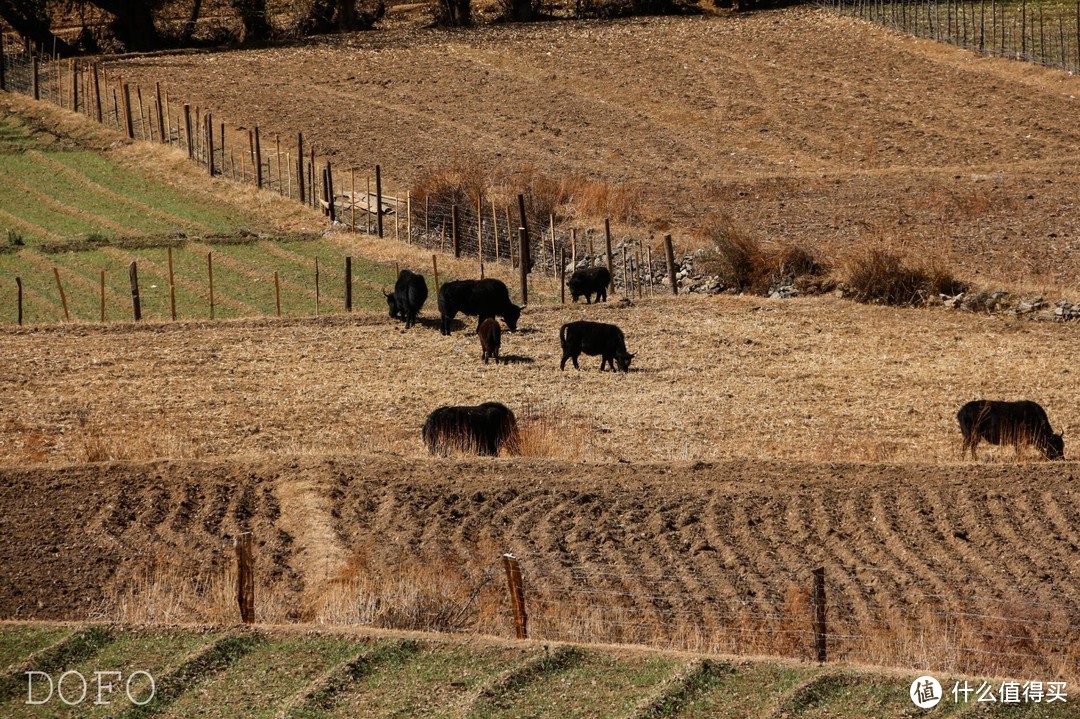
(559, 320), (635, 372)
(422, 402), (519, 456)
(479, 318), (502, 365)
(438, 278), (521, 336)
(957, 399), (1065, 460)
(567, 266), (611, 304)
(384, 269), (428, 329)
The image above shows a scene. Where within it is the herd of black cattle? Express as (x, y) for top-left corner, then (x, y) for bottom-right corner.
(387, 268), (1067, 461)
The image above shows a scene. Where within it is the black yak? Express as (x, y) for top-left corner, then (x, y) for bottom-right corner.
(956, 400), (1065, 460)
(437, 278), (521, 336)
(384, 269), (428, 329)
(422, 402), (519, 456)
(479, 317), (502, 364)
(559, 320), (634, 372)
(567, 266), (611, 304)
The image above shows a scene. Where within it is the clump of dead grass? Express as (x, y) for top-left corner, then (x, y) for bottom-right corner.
(310, 541), (504, 632)
(694, 213), (826, 295)
(844, 249), (966, 306)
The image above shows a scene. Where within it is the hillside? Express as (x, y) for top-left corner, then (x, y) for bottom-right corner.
(8, 623), (1060, 719)
(106, 7), (1080, 292)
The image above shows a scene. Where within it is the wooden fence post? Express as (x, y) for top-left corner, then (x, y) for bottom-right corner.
(549, 214), (557, 274)
(664, 234), (678, 296)
(432, 255), (439, 296)
(813, 567), (827, 663)
(52, 267), (70, 322)
(235, 532), (255, 624)
(517, 194), (531, 273)
(128, 261), (141, 321)
(167, 246), (176, 320)
(208, 251), (215, 319)
(92, 63), (102, 123)
(274, 271), (281, 317)
(206, 112), (214, 176)
(99, 271), (105, 322)
(451, 204), (460, 258)
(121, 83), (134, 138)
(0, 33), (6, 93)
(183, 104), (193, 159)
(297, 132), (305, 204)
(32, 54), (39, 100)
(406, 190), (413, 243)
(502, 553), (528, 640)
(254, 126), (263, 189)
(350, 168), (356, 232)
(571, 228), (577, 270)
(518, 227), (528, 306)
(314, 258), (320, 317)
(375, 164), (383, 238)
(70, 60), (77, 113)
(345, 256), (352, 312)
(605, 219), (615, 294)
(155, 82), (165, 143)
(560, 246), (566, 304)
(15, 277), (22, 326)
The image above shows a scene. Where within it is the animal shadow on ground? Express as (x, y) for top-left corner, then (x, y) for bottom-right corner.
(412, 316), (462, 332)
(513, 326), (543, 335)
(497, 354), (535, 365)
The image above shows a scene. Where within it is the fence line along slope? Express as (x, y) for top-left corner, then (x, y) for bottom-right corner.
(107, 6), (1080, 292)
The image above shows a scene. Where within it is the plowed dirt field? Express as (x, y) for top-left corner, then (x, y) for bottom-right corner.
(109, 7), (1080, 291)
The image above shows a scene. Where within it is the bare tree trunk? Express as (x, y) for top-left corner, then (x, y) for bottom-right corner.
(0, 0), (77, 56)
(181, 0), (204, 43)
(232, 0), (274, 42)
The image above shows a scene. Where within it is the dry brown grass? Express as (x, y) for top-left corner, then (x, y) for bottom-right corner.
(3, 294), (1078, 466)
(843, 249), (967, 306)
(694, 214), (826, 295)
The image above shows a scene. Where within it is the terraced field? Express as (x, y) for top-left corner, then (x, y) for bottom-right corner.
(2, 624), (1069, 718)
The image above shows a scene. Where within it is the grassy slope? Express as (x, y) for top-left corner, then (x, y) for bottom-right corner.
(6, 624), (1072, 719)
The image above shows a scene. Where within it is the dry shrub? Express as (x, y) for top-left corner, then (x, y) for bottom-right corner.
(310, 542), (504, 632)
(695, 214), (825, 295)
(99, 557), (295, 624)
(564, 177), (644, 224)
(514, 403), (588, 460)
(411, 154), (491, 215)
(845, 249), (966, 306)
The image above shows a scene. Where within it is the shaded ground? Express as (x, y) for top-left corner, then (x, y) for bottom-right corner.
(109, 7), (1080, 291)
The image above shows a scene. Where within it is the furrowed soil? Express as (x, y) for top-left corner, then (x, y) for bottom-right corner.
(109, 6), (1080, 292)
(1, 296), (1078, 678)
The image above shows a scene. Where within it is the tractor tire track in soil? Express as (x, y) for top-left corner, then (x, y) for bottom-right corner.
(2, 457), (1078, 679)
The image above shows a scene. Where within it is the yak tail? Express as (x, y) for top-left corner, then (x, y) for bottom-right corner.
(559, 323), (568, 349)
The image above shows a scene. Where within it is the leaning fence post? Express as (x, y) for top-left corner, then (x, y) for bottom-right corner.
(812, 567), (827, 663)
(432, 255), (440, 296)
(183, 104), (193, 159)
(15, 277), (23, 326)
(235, 532), (255, 624)
(254, 126), (263, 189)
(345, 256), (352, 312)
(502, 553), (528, 639)
(517, 194), (531, 273)
(128, 261), (141, 321)
(664, 234), (678, 296)
(53, 267), (70, 322)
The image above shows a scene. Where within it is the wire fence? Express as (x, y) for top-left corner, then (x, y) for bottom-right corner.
(0, 40), (676, 316)
(489, 551), (1078, 681)
(821, 0), (1080, 73)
